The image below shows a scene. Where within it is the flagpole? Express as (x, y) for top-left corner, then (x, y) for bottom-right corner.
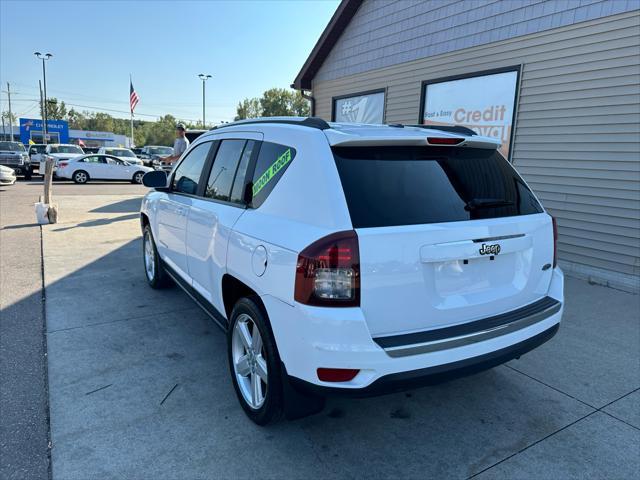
(129, 74), (134, 147)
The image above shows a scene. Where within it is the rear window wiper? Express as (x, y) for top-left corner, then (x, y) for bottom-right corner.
(465, 198), (515, 210)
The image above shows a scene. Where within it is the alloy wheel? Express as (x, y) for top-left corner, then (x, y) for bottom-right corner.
(143, 231), (155, 281)
(134, 172), (144, 184)
(75, 172), (87, 183)
(232, 314), (268, 409)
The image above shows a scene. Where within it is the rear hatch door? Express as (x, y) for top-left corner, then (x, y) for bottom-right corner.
(332, 143), (554, 337)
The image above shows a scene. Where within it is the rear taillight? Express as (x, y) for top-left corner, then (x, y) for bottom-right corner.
(58, 162), (68, 168)
(552, 216), (558, 268)
(294, 230), (360, 307)
(427, 137), (464, 145)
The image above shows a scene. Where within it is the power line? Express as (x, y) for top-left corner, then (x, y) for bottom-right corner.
(0, 97), (232, 124)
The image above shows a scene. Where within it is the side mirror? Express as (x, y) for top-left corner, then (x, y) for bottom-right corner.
(142, 170), (169, 190)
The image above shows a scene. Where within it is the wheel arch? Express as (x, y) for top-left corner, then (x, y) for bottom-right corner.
(140, 212), (150, 229)
(221, 274), (267, 322)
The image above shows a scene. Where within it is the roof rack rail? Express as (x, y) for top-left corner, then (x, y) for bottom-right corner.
(407, 124), (477, 136)
(211, 117), (331, 131)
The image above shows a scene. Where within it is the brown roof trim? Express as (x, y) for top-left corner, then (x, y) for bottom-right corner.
(292, 0), (364, 91)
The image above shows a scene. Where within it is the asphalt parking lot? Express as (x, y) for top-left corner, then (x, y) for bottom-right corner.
(1, 180), (639, 479)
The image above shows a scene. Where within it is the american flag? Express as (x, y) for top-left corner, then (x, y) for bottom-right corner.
(130, 79), (139, 113)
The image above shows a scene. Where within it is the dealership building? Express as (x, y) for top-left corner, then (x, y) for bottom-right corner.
(294, 0), (640, 292)
(1, 119), (131, 148)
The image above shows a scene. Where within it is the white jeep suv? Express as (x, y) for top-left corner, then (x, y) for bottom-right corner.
(140, 117), (564, 425)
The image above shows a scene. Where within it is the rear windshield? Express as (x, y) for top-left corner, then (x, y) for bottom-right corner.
(50, 145), (83, 154)
(148, 147), (172, 155)
(333, 146), (543, 228)
(106, 149), (135, 157)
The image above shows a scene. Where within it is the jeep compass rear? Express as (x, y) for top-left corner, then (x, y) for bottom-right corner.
(140, 118), (563, 424)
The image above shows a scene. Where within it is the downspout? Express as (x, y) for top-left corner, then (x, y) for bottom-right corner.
(292, 84), (315, 117)
(302, 90), (316, 117)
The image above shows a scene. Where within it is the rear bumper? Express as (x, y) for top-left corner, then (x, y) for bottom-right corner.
(265, 268), (564, 392)
(289, 323), (559, 397)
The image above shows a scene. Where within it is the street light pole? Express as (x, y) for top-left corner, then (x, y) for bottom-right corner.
(34, 51), (57, 224)
(34, 52), (52, 144)
(198, 74), (212, 128)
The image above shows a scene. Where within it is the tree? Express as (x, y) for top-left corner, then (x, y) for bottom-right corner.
(66, 108), (86, 129)
(1, 111), (16, 125)
(235, 98), (262, 120)
(235, 88), (309, 120)
(44, 97), (67, 120)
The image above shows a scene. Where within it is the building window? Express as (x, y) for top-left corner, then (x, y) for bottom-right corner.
(332, 89), (385, 124)
(420, 66), (521, 160)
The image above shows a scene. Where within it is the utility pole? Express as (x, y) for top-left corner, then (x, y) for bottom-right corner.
(198, 74), (212, 128)
(6, 82), (13, 141)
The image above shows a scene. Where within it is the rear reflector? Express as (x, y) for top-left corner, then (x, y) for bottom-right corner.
(317, 368), (359, 382)
(427, 137), (465, 145)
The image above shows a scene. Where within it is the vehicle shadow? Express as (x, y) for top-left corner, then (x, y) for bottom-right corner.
(51, 213), (140, 232)
(90, 197), (142, 214)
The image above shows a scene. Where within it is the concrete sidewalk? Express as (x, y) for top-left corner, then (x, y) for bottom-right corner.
(0, 183), (50, 480)
(43, 193), (640, 479)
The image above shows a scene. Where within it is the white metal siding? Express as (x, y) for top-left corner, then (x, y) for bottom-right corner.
(312, 11), (640, 291)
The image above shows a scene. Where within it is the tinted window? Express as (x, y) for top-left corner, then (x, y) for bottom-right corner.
(49, 145), (83, 154)
(333, 146), (543, 228)
(204, 140), (245, 201)
(81, 156), (105, 163)
(229, 140), (256, 204)
(171, 142), (211, 195)
(251, 142), (296, 208)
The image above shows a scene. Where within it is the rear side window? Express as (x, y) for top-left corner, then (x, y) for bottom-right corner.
(172, 142), (211, 195)
(333, 146), (543, 228)
(251, 142), (296, 208)
(229, 140), (256, 204)
(204, 139), (246, 201)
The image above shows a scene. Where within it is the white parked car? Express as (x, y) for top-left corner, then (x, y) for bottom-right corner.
(0, 165), (17, 185)
(97, 147), (143, 166)
(140, 117), (564, 425)
(56, 153), (153, 184)
(37, 144), (85, 176)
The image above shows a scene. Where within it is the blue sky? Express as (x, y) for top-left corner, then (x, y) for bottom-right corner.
(0, 0), (339, 125)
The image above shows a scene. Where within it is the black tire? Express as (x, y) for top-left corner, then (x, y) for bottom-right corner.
(228, 297), (284, 425)
(132, 171), (145, 184)
(24, 167), (33, 181)
(73, 170), (89, 184)
(142, 224), (171, 288)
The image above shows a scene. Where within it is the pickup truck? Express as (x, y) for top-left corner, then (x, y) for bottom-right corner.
(0, 141), (33, 179)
